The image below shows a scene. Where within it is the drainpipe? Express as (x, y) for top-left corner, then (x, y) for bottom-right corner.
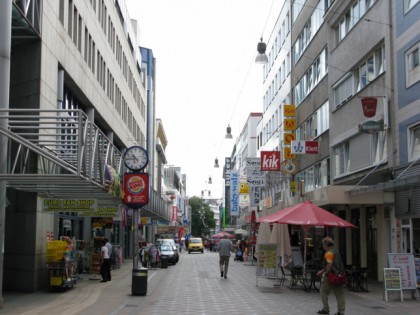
(0, 0), (12, 309)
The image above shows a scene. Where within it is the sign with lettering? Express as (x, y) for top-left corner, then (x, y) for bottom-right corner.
(284, 132), (296, 145)
(261, 151), (281, 171)
(79, 207), (119, 217)
(43, 199), (97, 212)
(250, 186), (260, 207)
(359, 120), (384, 133)
(230, 170), (239, 216)
(123, 173), (149, 208)
(283, 118), (296, 131)
(388, 253), (417, 290)
(383, 268), (403, 302)
(283, 104), (296, 117)
(291, 140), (319, 154)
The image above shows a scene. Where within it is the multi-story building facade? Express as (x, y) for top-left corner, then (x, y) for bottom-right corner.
(257, 1), (292, 210)
(0, 0), (172, 296)
(227, 113), (262, 228)
(257, 0), (420, 281)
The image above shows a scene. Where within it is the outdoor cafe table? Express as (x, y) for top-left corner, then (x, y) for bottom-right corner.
(303, 268), (321, 292)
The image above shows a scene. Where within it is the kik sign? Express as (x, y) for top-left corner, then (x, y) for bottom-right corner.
(291, 140), (319, 154)
(260, 151), (281, 171)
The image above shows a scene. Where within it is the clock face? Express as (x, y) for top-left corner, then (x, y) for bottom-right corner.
(123, 146), (148, 171)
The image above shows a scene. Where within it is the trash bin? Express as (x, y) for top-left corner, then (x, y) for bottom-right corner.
(160, 257), (168, 269)
(132, 268), (147, 296)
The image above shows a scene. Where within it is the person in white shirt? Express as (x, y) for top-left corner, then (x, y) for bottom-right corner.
(100, 239), (111, 282)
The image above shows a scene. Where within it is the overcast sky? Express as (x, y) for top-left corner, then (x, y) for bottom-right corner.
(125, 0), (280, 199)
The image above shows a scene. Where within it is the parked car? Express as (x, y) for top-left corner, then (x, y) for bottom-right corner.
(188, 238), (204, 254)
(158, 244), (177, 265)
(156, 239), (179, 263)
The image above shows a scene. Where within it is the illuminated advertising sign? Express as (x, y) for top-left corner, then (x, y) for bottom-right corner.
(123, 173), (149, 208)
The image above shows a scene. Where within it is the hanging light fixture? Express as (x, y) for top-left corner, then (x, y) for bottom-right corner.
(225, 125), (233, 139)
(214, 158), (219, 168)
(255, 38), (268, 64)
(208, 176), (212, 184)
(208, 190), (211, 197)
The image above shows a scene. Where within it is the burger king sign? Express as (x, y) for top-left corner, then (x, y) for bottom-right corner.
(123, 173), (149, 208)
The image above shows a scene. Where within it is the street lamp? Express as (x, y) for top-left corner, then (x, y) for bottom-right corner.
(214, 158), (219, 168)
(225, 125), (233, 139)
(255, 38), (269, 64)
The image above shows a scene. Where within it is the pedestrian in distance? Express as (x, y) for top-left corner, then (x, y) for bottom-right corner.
(316, 236), (346, 315)
(104, 237), (114, 272)
(218, 235), (233, 279)
(100, 239), (111, 282)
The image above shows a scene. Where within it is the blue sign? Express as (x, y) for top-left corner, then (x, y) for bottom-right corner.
(230, 170), (239, 216)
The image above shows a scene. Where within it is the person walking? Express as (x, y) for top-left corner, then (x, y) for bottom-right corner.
(100, 239), (111, 282)
(218, 235), (233, 279)
(316, 236), (346, 315)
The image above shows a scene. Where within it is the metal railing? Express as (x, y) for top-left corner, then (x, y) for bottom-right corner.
(0, 109), (172, 221)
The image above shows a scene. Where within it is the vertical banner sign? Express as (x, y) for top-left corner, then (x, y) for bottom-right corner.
(172, 205), (178, 222)
(283, 104), (296, 117)
(250, 186), (260, 207)
(225, 157), (231, 186)
(123, 173), (149, 208)
(230, 170), (239, 216)
(260, 151), (281, 171)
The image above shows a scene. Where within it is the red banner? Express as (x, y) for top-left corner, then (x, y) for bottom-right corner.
(172, 206), (178, 222)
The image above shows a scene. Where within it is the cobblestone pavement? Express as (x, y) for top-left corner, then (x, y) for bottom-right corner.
(2, 251), (419, 314)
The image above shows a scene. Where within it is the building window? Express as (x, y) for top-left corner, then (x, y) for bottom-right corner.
(404, 0), (419, 13)
(355, 45), (385, 91)
(409, 124), (420, 161)
(294, 48), (328, 106)
(293, 0), (326, 65)
(334, 132), (387, 177)
(333, 74), (354, 109)
(406, 43), (420, 87)
(335, 0), (377, 45)
(296, 158), (330, 193)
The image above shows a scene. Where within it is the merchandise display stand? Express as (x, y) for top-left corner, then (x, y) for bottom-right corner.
(46, 238), (78, 291)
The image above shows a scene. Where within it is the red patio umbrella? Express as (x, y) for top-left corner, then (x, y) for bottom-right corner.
(211, 231), (234, 239)
(258, 200), (355, 270)
(258, 200), (355, 228)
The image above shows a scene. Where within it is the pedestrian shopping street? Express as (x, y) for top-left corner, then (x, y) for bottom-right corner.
(2, 251), (418, 315)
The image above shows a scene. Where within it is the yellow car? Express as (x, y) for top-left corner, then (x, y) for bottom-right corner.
(188, 238), (204, 254)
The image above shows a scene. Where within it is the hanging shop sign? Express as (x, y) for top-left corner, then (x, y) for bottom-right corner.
(250, 186), (260, 207)
(283, 118), (297, 131)
(225, 157), (231, 186)
(260, 151), (281, 171)
(239, 182), (249, 194)
(358, 120), (384, 133)
(284, 147), (296, 159)
(284, 132), (296, 145)
(43, 199), (97, 212)
(230, 170), (239, 216)
(361, 97), (377, 118)
(283, 104), (296, 117)
(284, 162), (297, 174)
(123, 173), (149, 208)
(291, 140), (319, 154)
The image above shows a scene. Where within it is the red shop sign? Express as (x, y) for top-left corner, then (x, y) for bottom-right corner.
(123, 173), (149, 208)
(361, 97), (377, 118)
(260, 151), (281, 171)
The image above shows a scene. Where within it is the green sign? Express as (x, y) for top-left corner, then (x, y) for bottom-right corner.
(43, 199), (97, 212)
(79, 207), (119, 217)
(358, 121), (384, 133)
